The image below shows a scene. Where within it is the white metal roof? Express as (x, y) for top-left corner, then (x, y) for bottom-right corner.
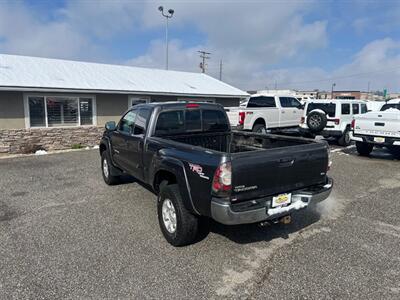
(0, 54), (248, 98)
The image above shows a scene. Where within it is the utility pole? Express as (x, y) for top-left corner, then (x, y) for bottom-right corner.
(219, 59), (223, 80)
(198, 50), (211, 73)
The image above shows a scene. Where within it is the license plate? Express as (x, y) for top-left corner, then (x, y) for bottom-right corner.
(374, 137), (385, 143)
(272, 193), (292, 208)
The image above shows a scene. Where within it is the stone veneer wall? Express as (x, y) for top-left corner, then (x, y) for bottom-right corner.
(0, 126), (104, 154)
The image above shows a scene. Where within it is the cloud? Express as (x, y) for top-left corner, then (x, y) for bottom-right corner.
(0, 1), (102, 60)
(254, 38), (400, 91)
(136, 1), (327, 89)
(128, 39), (202, 72)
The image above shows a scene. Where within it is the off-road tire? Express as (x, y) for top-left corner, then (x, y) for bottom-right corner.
(101, 151), (120, 185)
(307, 110), (327, 133)
(356, 142), (373, 156)
(158, 183), (199, 247)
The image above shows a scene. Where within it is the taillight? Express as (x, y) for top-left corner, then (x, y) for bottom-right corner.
(186, 103), (199, 108)
(300, 117), (305, 124)
(212, 162), (232, 195)
(328, 118), (340, 125)
(351, 119), (355, 129)
(238, 112), (246, 125)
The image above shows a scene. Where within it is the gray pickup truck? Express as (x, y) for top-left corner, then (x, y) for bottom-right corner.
(99, 102), (333, 246)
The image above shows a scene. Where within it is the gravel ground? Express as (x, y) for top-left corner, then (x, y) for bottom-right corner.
(0, 145), (399, 299)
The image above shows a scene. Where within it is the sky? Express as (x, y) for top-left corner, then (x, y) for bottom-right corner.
(0, 0), (399, 92)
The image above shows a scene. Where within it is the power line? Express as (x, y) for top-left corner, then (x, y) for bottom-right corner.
(277, 66), (400, 86)
(198, 50), (211, 73)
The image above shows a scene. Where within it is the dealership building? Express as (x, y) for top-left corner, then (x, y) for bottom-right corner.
(0, 54), (247, 154)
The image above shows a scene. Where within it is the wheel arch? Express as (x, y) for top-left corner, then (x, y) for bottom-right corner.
(152, 158), (200, 216)
(252, 117), (267, 130)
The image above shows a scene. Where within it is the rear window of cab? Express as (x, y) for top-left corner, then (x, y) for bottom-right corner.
(154, 109), (229, 136)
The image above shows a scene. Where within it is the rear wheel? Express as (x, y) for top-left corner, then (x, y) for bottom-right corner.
(356, 142), (373, 156)
(253, 123), (267, 134)
(337, 128), (351, 146)
(158, 183), (199, 246)
(101, 151), (120, 185)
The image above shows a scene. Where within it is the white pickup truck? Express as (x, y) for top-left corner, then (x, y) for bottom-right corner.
(351, 99), (400, 157)
(225, 93), (303, 133)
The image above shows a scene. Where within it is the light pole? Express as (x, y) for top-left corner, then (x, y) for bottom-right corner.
(158, 6), (174, 70)
(331, 83), (336, 99)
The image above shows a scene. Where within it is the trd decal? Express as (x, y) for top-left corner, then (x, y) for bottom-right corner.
(188, 163), (209, 180)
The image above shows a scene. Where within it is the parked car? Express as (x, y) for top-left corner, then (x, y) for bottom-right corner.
(299, 99), (368, 146)
(225, 93), (304, 133)
(99, 102), (333, 246)
(351, 99), (400, 157)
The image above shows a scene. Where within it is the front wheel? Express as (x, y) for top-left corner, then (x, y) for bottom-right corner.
(157, 183), (199, 246)
(101, 151), (120, 185)
(356, 142), (373, 156)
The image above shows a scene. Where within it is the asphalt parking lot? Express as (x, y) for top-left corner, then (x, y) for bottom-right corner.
(1, 145), (400, 299)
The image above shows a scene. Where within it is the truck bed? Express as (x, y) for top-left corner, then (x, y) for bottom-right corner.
(161, 131), (328, 202)
(163, 131), (312, 153)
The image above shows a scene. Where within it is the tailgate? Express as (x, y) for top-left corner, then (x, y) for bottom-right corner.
(230, 143), (328, 201)
(225, 107), (240, 126)
(354, 113), (400, 138)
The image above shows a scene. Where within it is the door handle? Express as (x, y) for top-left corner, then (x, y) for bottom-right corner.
(281, 111), (285, 114)
(279, 158), (295, 167)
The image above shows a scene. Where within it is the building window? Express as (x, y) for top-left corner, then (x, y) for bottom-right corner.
(27, 95), (95, 128)
(28, 97), (46, 127)
(129, 96), (150, 107)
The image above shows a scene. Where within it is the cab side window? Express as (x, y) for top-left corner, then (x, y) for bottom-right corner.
(352, 103), (360, 115)
(361, 104), (368, 114)
(247, 96), (276, 108)
(119, 110), (137, 134)
(280, 97), (302, 108)
(341, 104), (350, 115)
(133, 108), (151, 135)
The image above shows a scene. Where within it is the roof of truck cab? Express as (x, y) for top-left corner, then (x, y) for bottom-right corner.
(250, 93), (296, 98)
(136, 101), (224, 109)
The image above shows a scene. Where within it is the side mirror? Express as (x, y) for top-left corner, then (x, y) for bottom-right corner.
(105, 121), (116, 131)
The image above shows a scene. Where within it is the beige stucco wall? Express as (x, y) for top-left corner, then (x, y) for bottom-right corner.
(0, 91), (242, 130)
(0, 91), (25, 129)
(96, 93), (129, 126)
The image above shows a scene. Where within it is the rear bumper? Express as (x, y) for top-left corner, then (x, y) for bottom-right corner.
(350, 132), (400, 146)
(211, 178), (333, 225)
